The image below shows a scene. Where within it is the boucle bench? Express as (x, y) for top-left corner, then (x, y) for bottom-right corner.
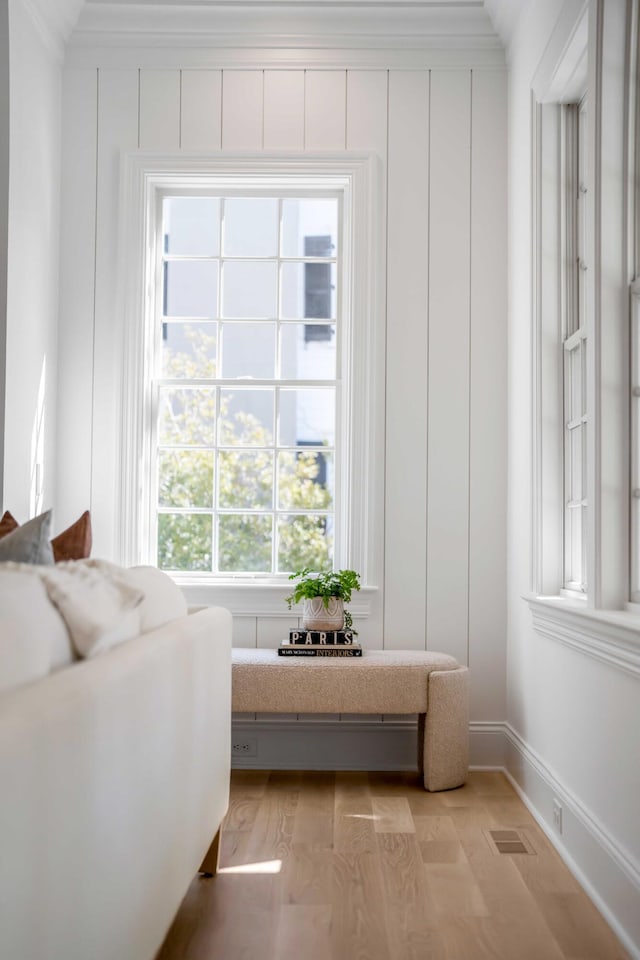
(232, 649), (469, 792)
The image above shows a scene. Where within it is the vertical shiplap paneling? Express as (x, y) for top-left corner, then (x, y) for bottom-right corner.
(345, 70), (388, 649)
(56, 68), (98, 530)
(346, 70), (388, 152)
(92, 69), (139, 558)
(384, 71), (430, 649)
(264, 70), (304, 149)
(426, 70), (471, 665)
(305, 71), (346, 150)
(233, 616), (258, 647)
(222, 70), (263, 149)
(257, 617), (295, 649)
(139, 69), (180, 149)
(469, 70), (508, 717)
(181, 70), (222, 150)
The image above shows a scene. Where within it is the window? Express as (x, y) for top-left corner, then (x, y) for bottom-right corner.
(530, 2), (640, 647)
(153, 194), (339, 575)
(562, 99), (588, 593)
(118, 153), (383, 600)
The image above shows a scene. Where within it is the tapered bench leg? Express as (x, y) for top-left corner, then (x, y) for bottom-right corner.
(422, 667), (469, 791)
(199, 828), (221, 877)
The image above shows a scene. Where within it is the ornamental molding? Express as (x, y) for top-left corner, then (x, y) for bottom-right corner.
(70, 1), (504, 55)
(527, 596), (640, 679)
(20, 0), (84, 62)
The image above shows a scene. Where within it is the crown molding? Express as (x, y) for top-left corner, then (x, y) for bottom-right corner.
(20, 0), (85, 62)
(70, 1), (503, 53)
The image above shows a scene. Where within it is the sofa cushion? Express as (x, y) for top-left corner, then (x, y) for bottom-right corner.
(0, 510), (19, 538)
(0, 511), (54, 565)
(51, 510), (92, 563)
(0, 568), (72, 693)
(125, 566), (188, 634)
(40, 560), (144, 659)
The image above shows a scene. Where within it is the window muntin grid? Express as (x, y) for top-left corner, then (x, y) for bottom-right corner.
(563, 99), (588, 593)
(152, 194), (340, 576)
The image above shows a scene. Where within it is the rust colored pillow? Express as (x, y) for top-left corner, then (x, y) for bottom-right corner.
(0, 510), (19, 539)
(51, 511), (93, 563)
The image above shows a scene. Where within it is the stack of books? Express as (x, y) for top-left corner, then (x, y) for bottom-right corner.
(278, 628), (363, 657)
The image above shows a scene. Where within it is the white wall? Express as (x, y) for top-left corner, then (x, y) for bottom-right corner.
(0, 2), (8, 507)
(506, 0), (640, 954)
(3, 0), (62, 522)
(57, 56), (508, 729)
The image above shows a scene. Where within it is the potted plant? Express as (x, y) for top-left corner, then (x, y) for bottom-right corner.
(285, 568), (361, 631)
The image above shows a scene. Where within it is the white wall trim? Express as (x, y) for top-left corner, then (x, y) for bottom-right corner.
(69, 3), (504, 57)
(531, 0), (588, 104)
(504, 722), (640, 960)
(117, 151), (385, 586)
(65, 45), (506, 71)
(527, 595), (640, 678)
(183, 582), (376, 618)
(20, 0), (84, 63)
(230, 717), (509, 770)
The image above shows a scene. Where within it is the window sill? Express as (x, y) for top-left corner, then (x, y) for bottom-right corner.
(175, 577), (378, 619)
(525, 595), (640, 678)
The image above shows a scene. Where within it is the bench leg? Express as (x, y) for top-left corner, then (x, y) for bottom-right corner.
(199, 827), (221, 877)
(421, 667), (469, 792)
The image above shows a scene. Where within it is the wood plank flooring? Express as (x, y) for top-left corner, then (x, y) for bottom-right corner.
(157, 771), (630, 960)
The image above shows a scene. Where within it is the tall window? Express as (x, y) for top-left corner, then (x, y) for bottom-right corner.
(563, 98), (588, 593)
(152, 194), (340, 576)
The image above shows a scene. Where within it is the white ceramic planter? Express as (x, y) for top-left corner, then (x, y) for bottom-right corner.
(302, 596), (344, 630)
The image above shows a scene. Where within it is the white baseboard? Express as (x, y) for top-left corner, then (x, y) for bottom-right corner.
(503, 723), (640, 960)
(231, 717), (507, 771)
(231, 717), (418, 771)
(230, 716), (639, 958)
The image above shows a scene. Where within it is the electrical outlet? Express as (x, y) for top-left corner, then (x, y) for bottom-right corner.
(553, 798), (563, 833)
(232, 738), (257, 757)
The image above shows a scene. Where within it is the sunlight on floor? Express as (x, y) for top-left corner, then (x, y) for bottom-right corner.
(218, 859), (283, 875)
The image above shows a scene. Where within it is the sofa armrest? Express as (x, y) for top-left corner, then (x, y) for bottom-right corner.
(0, 606), (232, 960)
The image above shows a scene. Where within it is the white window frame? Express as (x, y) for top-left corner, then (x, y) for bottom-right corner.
(631, 282), (640, 603)
(529, 2), (640, 670)
(562, 99), (588, 595)
(151, 188), (342, 578)
(116, 153), (384, 615)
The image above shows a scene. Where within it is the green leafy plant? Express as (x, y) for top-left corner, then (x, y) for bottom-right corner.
(285, 568), (361, 631)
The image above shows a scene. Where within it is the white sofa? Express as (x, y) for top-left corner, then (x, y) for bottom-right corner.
(0, 562), (232, 960)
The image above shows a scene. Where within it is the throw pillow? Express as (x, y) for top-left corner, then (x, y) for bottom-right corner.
(0, 510), (19, 539)
(125, 565), (187, 634)
(40, 559), (144, 658)
(51, 510), (92, 563)
(0, 511), (54, 565)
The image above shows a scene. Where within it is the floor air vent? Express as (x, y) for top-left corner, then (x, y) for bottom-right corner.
(484, 829), (536, 855)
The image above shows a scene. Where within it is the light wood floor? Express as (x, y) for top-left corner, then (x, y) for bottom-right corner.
(157, 770), (630, 960)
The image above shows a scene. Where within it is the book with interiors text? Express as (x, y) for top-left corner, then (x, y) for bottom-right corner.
(278, 641), (362, 657)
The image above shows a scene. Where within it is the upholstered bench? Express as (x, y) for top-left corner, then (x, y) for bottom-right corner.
(232, 648), (469, 792)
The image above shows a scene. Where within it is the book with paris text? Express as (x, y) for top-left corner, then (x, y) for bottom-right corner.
(288, 629), (356, 646)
